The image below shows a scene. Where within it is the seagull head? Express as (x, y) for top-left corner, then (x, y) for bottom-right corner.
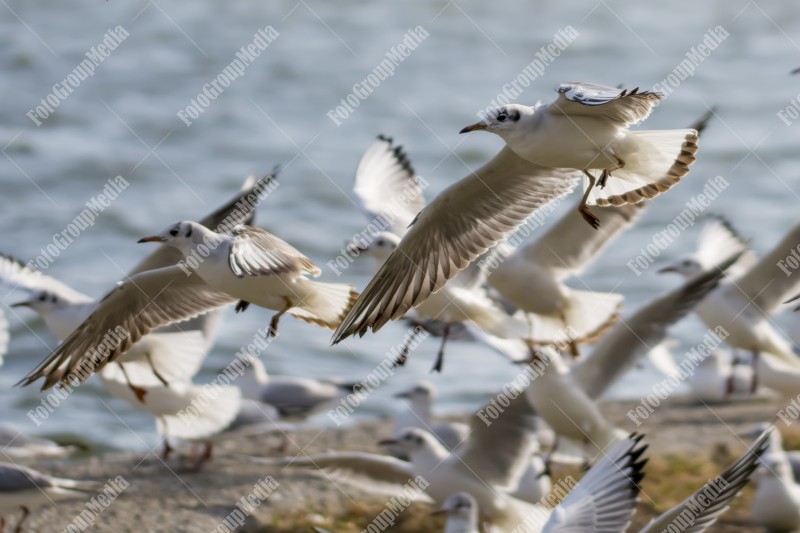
(460, 104), (535, 138)
(432, 492), (478, 522)
(393, 380), (436, 403)
(378, 427), (442, 458)
(11, 291), (66, 313)
(356, 232), (401, 263)
(138, 221), (207, 251)
(657, 255), (703, 278)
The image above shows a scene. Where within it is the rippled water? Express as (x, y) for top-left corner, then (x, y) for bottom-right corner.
(1, 0), (799, 450)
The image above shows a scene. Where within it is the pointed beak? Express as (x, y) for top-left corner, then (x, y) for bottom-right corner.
(393, 391), (412, 399)
(377, 438), (398, 447)
(459, 122), (488, 134)
(137, 236), (166, 243)
(657, 265), (677, 274)
(10, 300), (31, 308)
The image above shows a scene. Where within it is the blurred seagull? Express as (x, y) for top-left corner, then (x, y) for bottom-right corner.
(0, 425), (78, 463)
(20, 219), (357, 391)
(8, 173), (273, 397)
(460, 82), (699, 228)
(486, 202), (642, 351)
(479, 258), (733, 454)
(660, 218), (800, 388)
(238, 356), (354, 418)
(432, 492), (480, 533)
(391, 381), (469, 453)
(750, 438), (800, 532)
(743, 424), (800, 481)
(639, 429), (769, 533)
(350, 136), (531, 370)
(0, 462), (102, 532)
(243, 386), (540, 530)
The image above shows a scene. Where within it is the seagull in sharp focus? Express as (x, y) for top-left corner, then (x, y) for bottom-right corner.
(460, 82), (699, 228)
(14, 173), (276, 394)
(332, 144), (581, 342)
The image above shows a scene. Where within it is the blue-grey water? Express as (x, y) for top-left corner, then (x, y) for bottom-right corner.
(1, 0), (799, 451)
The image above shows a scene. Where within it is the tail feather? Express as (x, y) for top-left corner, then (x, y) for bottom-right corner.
(289, 281), (359, 330)
(590, 129), (698, 207)
(526, 289), (622, 346)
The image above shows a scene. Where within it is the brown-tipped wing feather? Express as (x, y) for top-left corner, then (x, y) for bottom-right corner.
(332, 148), (580, 342)
(18, 266), (236, 390)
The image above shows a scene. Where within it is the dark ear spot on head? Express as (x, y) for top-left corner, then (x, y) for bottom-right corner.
(186, 225), (193, 238)
(511, 109), (521, 121)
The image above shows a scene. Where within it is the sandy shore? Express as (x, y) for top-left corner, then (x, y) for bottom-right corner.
(15, 397), (790, 532)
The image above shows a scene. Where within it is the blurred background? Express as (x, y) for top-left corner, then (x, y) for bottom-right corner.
(0, 0), (798, 450)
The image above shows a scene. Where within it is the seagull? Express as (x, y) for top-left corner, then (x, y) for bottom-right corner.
(238, 356), (354, 418)
(486, 201), (642, 351)
(391, 380), (470, 454)
(350, 136), (531, 370)
(639, 429), (769, 532)
(460, 82), (699, 228)
(7, 172), (274, 397)
(539, 433), (648, 532)
(750, 439), (800, 532)
(332, 145), (581, 343)
(478, 258), (733, 454)
(243, 385), (540, 530)
(0, 462), (102, 532)
(0, 425), (78, 463)
(660, 217), (800, 389)
(743, 424), (800, 482)
(19, 219), (357, 391)
(432, 492), (480, 533)
(357, 232), (529, 371)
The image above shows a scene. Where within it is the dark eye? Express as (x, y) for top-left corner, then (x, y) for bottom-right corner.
(169, 229), (179, 237)
(497, 111), (508, 122)
(38, 294), (46, 301)
(682, 260), (692, 267)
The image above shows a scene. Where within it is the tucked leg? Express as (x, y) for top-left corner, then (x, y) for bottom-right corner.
(268, 297), (292, 337)
(579, 171), (600, 230)
(119, 363), (147, 403)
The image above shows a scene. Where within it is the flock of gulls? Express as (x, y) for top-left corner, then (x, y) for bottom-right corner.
(1, 81), (800, 531)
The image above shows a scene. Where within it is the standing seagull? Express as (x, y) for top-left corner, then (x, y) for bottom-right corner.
(0, 463), (102, 532)
(432, 493), (480, 533)
(460, 82), (699, 228)
(20, 222), (357, 390)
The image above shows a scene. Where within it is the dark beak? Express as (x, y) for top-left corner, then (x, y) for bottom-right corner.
(377, 438), (398, 447)
(393, 391), (412, 399)
(137, 236), (167, 243)
(459, 122), (488, 134)
(10, 301), (31, 308)
(657, 266), (677, 274)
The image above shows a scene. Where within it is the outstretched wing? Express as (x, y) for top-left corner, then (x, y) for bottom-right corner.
(333, 148), (580, 341)
(228, 226), (320, 278)
(353, 135), (426, 236)
(19, 266), (236, 389)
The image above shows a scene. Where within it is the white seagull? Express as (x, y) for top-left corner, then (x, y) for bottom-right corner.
(350, 136), (531, 370)
(490, 259), (732, 454)
(750, 440), (800, 532)
(237, 356), (353, 418)
(391, 380), (470, 453)
(460, 82), (699, 228)
(0, 425), (78, 463)
(660, 218), (800, 385)
(243, 386), (540, 530)
(0, 462), (102, 532)
(8, 172), (275, 396)
(19, 220), (357, 391)
(433, 492), (480, 533)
